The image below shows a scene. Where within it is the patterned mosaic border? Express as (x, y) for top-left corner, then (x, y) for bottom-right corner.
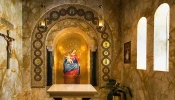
(31, 4), (112, 87)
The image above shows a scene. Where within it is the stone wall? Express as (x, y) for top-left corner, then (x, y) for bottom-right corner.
(3, 0), (175, 100)
(0, 0), (22, 100)
(113, 0), (175, 100)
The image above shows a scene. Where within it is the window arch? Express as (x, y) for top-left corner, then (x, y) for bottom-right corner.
(137, 17), (147, 70)
(154, 3), (169, 71)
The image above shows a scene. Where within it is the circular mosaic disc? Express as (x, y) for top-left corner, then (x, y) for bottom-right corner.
(101, 33), (108, 39)
(34, 75), (42, 81)
(84, 11), (94, 21)
(67, 6), (77, 16)
(77, 9), (84, 16)
(34, 67), (42, 74)
(103, 75), (110, 81)
(60, 8), (67, 16)
(102, 58), (111, 66)
(103, 50), (110, 56)
(50, 11), (60, 21)
(33, 57), (43, 66)
(103, 67), (110, 74)
(102, 40), (110, 49)
(33, 40), (42, 49)
(34, 50), (42, 56)
(35, 32), (43, 39)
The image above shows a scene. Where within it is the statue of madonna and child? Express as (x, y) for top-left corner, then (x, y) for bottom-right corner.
(63, 49), (80, 75)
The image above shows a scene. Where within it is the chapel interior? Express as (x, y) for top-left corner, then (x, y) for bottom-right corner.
(0, 0), (175, 100)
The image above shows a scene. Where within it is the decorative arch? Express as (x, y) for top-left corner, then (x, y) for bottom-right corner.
(31, 4), (113, 87)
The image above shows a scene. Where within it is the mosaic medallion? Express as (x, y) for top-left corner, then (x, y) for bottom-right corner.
(60, 8), (67, 16)
(103, 50), (110, 56)
(67, 6), (77, 16)
(101, 32), (108, 39)
(33, 40), (42, 49)
(103, 75), (110, 81)
(34, 50), (42, 56)
(84, 11), (94, 21)
(34, 75), (42, 81)
(102, 58), (111, 66)
(35, 32), (43, 39)
(102, 40), (110, 49)
(34, 67), (42, 74)
(103, 67), (110, 74)
(33, 57), (43, 66)
(50, 11), (60, 21)
(77, 9), (84, 16)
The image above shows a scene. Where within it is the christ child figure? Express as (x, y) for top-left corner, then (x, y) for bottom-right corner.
(65, 53), (73, 64)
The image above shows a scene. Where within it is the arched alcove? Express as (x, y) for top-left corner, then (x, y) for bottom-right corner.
(54, 32), (89, 84)
(51, 27), (97, 84)
(31, 4), (113, 87)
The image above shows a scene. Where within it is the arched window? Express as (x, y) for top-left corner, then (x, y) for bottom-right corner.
(154, 3), (169, 71)
(137, 17), (147, 70)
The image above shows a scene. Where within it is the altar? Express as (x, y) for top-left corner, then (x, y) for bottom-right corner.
(47, 84), (97, 100)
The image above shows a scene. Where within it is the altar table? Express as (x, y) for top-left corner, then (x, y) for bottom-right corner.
(47, 84), (97, 100)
